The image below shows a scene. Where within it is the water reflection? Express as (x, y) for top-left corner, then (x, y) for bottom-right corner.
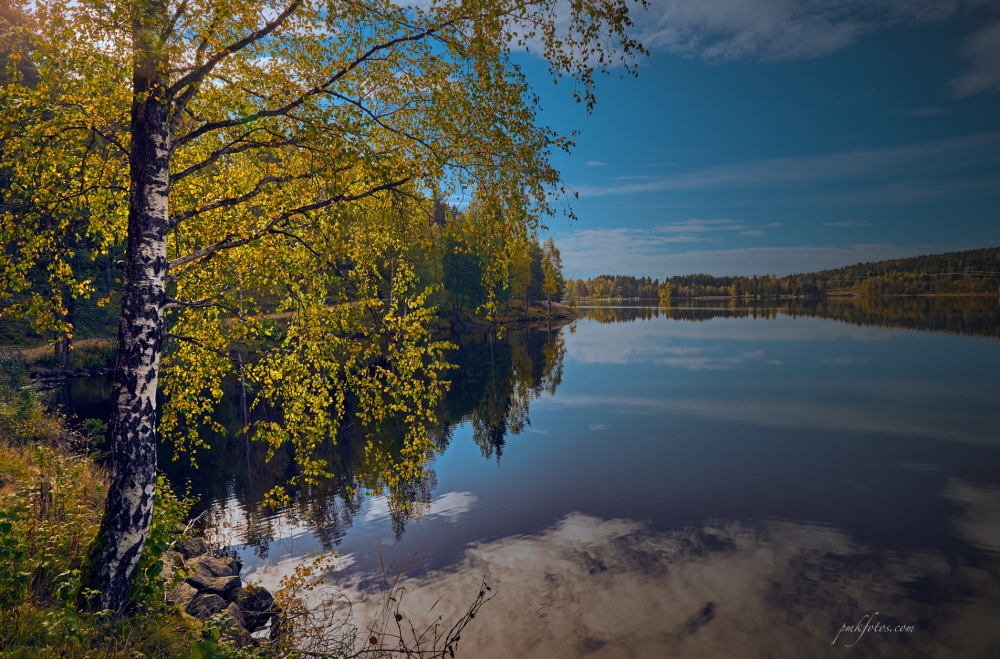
(579, 296), (1000, 338)
(53, 299), (1000, 657)
(434, 326), (566, 462)
(146, 324), (568, 551)
(252, 496), (1000, 658)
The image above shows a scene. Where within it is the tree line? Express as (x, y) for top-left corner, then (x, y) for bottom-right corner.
(565, 247), (1000, 300)
(422, 199), (567, 324)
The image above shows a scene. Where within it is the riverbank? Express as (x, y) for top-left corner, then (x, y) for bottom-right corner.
(0, 353), (490, 658)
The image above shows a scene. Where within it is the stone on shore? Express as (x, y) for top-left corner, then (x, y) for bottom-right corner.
(188, 593), (228, 620)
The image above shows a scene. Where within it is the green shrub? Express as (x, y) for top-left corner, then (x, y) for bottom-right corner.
(0, 361), (60, 447)
(34, 341), (117, 371)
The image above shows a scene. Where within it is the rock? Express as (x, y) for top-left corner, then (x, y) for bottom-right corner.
(224, 556), (243, 574)
(225, 602), (245, 630)
(229, 585), (278, 633)
(166, 582), (199, 611)
(187, 593), (228, 620)
(187, 573), (241, 597)
(224, 603), (255, 648)
(175, 536), (210, 559)
(189, 555), (239, 578)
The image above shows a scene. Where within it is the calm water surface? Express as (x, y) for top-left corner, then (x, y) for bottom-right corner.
(65, 298), (1000, 657)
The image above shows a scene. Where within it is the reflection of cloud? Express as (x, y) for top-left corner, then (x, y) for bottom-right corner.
(338, 513), (1000, 658)
(656, 349), (765, 371)
(944, 479), (1000, 553)
(566, 315), (893, 366)
(536, 392), (1000, 446)
(247, 551), (357, 596)
(364, 491), (477, 524)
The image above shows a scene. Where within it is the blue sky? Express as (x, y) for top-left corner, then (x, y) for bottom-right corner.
(517, 0), (1000, 278)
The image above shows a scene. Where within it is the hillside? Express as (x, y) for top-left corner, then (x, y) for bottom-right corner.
(566, 247), (1000, 299)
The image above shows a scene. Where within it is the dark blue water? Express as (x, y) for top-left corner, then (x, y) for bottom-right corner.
(62, 299), (1000, 657)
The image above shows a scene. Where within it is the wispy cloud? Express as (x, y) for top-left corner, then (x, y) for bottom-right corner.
(586, 161), (607, 167)
(571, 132), (1000, 203)
(741, 230), (767, 236)
(950, 19), (1000, 98)
(557, 230), (946, 278)
(822, 357), (871, 365)
(655, 218), (747, 233)
(822, 221), (874, 227)
(633, 0), (990, 64)
(905, 106), (945, 116)
(766, 222), (786, 227)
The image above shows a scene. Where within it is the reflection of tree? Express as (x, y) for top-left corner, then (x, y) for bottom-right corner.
(387, 468), (437, 541)
(155, 324), (567, 549)
(434, 326), (566, 463)
(578, 298), (1000, 337)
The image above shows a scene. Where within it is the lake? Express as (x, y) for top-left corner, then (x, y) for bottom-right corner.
(61, 297), (1000, 657)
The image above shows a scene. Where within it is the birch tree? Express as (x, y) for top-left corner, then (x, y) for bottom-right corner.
(0, 0), (645, 612)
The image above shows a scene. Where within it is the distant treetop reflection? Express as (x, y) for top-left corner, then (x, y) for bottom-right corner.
(578, 297), (1000, 338)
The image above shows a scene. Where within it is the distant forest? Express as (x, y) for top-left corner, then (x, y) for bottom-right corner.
(566, 247), (1000, 299)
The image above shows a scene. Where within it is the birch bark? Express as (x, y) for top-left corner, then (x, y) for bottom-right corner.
(81, 5), (170, 612)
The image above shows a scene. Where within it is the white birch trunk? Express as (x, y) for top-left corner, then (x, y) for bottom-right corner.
(81, 4), (171, 612)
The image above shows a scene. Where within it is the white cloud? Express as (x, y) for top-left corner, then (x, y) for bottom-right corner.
(822, 221), (874, 227)
(633, 0), (995, 64)
(951, 19), (1000, 97)
(586, 160), (607, 167)
(765, 222), (786, 227)
(740, 229), (766, 236)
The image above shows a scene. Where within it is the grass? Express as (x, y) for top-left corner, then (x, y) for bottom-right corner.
(0, 356), (213, 659)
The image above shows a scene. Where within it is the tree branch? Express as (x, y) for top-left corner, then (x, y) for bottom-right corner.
(168, 172), (310, 229)
(173, 18), (460, 148)
(167, 176), (412, 271)
(172, 131), (302, 183)
(167, 0), (304, 99)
